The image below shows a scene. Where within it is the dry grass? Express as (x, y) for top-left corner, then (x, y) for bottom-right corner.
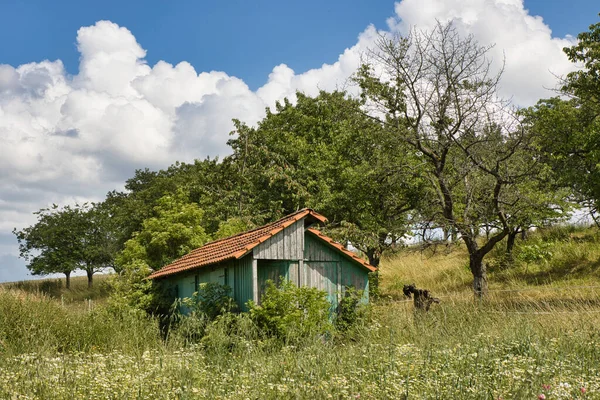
(380, 244), (473, 299)
(379, 225), (600, 304)
(0, 273), (113, 307)
(2, 225), (600, 398)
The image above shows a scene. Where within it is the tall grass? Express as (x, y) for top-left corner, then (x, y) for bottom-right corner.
(0, 289), (162, 356)
(1, 293), (599, 399)
(1, 225), (600, 398)
(1, 274), (112, 303)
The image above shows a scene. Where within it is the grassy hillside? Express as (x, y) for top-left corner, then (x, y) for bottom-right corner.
(1, 225), (600, 399)
(0, 273), (112, 306)
(382, 224), (600, 298)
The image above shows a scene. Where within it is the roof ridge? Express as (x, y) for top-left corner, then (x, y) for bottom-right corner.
(198, 208), (312, 248)
(148, 208), (330, 280)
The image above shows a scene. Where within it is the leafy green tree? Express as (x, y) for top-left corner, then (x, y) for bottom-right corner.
(525, 15), (600, 224)
(228, 91), (423, 266)
(116, 190), (210, 271)
(356, 23), (556, 296)
(14, 205), (81, 288)
(214, 217), (254, 240)
(104, 158), (240, 251)
(13, 203), (116, 288)
(79, 202), (118, 287)
(113, 190), (211, 311)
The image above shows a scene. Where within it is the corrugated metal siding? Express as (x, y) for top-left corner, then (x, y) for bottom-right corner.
(254, 219), (304, 260)
(233, 254), (253, 311)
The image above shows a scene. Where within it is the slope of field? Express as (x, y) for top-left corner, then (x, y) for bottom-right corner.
(1, 225), (599, 399)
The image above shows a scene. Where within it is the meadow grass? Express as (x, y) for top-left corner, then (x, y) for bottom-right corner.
(0, 274), (112, 305)
(2, 226), (600, 399)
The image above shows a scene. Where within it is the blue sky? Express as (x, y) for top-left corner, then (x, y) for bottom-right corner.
(0, 0), (598, 282)
(1, 0), (598, 90)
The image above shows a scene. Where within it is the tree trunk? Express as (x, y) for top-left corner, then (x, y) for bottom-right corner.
(470, 255), (488, 297)
(451, 228), (458, 243)
(64, 271), (71, 289)
(87, 270), (94, 288)
(506, 230), (518, 257)
(366, 247), (381, 268)
(520, 229), (528, 240)
(443, 227), (450, 242)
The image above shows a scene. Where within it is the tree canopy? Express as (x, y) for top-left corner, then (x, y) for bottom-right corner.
(14, 203), (115, 288)
(228, 90), (423, 266)
(355, 22), (570, 295)
(525, 15), (600, 225)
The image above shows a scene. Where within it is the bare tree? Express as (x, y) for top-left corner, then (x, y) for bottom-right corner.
(356, 22), (549, 296)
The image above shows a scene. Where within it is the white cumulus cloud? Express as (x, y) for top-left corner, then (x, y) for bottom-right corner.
(0, 1), (579, 281)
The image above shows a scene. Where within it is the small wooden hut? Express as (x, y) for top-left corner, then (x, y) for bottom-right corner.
(148, 209), (376, 311)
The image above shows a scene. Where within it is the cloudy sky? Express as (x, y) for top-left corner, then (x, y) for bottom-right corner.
(0, 0), (598, 282)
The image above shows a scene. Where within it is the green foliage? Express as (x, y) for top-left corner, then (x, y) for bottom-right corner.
(215, 217), (254, 240)
(228, 91), (423, 265)
(355, 22), (570, 295)
(181, 282), (237, 320)
(335, 287), (367, 332)
(199, 312), (260, 355)
(13, 203), (116, 287)
(525, 15), (600, 218)
(104, 158), (241, 252)
(112, 190), (210, 311)
(367, 270), (381, 300)
(247, 280), (333, 343)
(517, 243), (554, 264)
(116, 190), (210, 272)
(109, 260), (156, 311)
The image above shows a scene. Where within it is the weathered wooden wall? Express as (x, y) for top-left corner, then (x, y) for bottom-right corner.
(254, 221), (304, 260)
(167, 218), (371, 314)
(256, 259), (299, 302)
(170, 254), (256, 313)
(304, 233), (369, 309)
(232, 254), (253, 311)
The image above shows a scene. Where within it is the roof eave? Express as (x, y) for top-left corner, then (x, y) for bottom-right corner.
(306, 228), (377, 272)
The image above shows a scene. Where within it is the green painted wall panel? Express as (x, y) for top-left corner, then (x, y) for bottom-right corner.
(304, 233), (370, 304)
(233, 254), (253, 311)
(304, 260), (339, 310)
(170, 265), (228, 314)
(163, 228), (371, 315)
(257, 259), (299, 302)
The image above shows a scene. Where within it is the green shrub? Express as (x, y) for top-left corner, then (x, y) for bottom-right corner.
(168, 283), (236, 344)
(181, 282), (237, 320)
(335, 287), (367, 332)
(517, 243), (554, 264)
(368, 271), (381, 300)
(200, 312), (261, 355)
(247, 280), (332, 343)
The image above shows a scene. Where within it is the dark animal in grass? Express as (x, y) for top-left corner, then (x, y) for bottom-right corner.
(403, 284), (440, 311)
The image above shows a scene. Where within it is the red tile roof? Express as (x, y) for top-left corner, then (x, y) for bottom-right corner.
(148, 209), (327, 279)
(306, 228), (377, 272)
